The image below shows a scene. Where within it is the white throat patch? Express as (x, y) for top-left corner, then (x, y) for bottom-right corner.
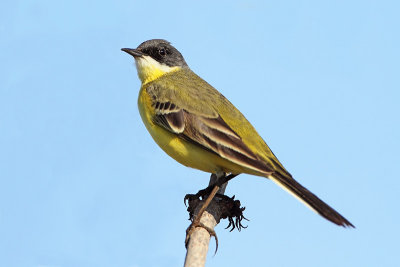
(134, 56), (178, 84)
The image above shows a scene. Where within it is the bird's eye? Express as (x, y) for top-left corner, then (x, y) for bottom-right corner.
(159, 48), (166, 56)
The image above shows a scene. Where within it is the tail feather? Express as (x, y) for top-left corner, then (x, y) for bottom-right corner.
(270, 172), (354, 228)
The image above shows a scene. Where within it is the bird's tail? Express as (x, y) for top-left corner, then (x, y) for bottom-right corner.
(269, 172), (354, 227)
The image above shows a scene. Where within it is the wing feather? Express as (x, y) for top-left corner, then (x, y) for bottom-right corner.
(152, 100), (273, 175)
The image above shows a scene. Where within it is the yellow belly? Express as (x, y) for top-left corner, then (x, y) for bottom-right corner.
(137, 87), (254, 175)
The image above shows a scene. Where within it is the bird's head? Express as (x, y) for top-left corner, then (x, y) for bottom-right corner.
(122, 39), (188, 84)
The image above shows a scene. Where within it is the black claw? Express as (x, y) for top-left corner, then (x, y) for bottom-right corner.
(219, 195), (249, 232)
(184, 193), (196, 207)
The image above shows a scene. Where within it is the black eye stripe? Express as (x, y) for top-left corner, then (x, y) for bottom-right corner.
(137, 42), (187, 67)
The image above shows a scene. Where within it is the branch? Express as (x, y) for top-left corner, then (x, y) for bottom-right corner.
(184, 174), (227, 267)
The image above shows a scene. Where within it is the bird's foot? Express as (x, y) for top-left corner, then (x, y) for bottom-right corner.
(184, 188), (215, 220)
(217, 194), (249, 232)
(184, 187), (213, 205)
(185, 192), (249, 232)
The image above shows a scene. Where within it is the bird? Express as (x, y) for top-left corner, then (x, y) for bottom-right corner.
(121, 39), (354, 228)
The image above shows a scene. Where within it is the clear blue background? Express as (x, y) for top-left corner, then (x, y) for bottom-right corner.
(1, 1), (399, 266)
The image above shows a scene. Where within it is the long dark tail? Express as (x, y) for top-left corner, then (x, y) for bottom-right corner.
(269, 172), (354, 228)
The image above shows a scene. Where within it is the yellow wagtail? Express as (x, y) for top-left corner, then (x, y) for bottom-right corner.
(121, 39), (354, 228)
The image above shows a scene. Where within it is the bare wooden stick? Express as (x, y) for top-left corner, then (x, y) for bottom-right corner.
(184, 174), (227, 267)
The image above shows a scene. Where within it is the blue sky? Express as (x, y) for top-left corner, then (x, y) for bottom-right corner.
(1, 1), (399, 266)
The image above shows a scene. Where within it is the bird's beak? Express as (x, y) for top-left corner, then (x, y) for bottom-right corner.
(121, 48), (145, 58)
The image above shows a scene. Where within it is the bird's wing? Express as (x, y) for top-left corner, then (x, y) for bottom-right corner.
(145, 72), (278, 175)
(151, 97), (273, 175)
